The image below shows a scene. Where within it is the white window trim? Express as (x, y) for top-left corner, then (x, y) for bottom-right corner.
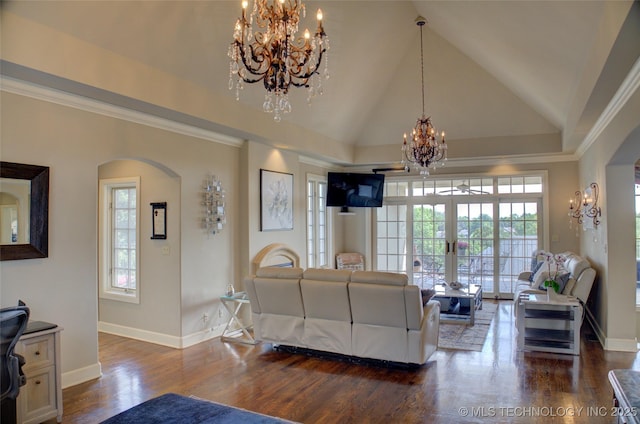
(306, 173), (333, 269)
(99, 177), (141, 304)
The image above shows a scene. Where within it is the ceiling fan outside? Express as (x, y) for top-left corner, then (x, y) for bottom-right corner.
(438, 181), (488, 195)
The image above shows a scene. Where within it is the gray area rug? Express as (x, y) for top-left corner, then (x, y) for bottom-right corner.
(100, 393), (299, 424)
(437, 301), (497, 351)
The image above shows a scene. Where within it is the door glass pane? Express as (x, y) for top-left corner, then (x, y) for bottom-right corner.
(457, 203), (494, 293)
(376, 204), (407, 273)
(499, 201), (539, 294)
(413, 204), (446, 289)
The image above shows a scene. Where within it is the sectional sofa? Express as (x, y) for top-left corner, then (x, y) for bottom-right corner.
(243, 267), (440, 365)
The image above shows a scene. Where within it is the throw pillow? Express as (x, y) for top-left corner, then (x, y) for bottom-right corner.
(421, 289), (436, 306)
(528, 261), (544, 282)
(556, 272), (571, 293)
(531, 260), (552, 286)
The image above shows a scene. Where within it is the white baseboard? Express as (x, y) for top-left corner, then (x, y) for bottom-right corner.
(584, 306), (638, 352)
(98, 321), (224, 349)
(182, 325), (225, 348)
(605, 337), (639, 352)
(62, 362), (102, 389)
(584, 306), (605, 347)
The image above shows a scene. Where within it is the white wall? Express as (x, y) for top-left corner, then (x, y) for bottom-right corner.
(579, 79), (640, 351)
(0, 91), (241, 386)
(243, 142), (306, 274)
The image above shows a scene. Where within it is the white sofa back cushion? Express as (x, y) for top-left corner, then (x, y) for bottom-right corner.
(256, 266), (304, 279)
(252, 268), (306, 345)
(301, 269), (352, 321)
(564, 256), (590, 278)
(303, 268), (353, 282)
(349, 282), (410, 362)
(301, 269), (353, 354)
(351, 270), (408, 286)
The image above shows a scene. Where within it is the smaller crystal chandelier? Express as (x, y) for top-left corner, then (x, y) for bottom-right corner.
(228, 0), (329, 122)
(401, 17), (447, 176)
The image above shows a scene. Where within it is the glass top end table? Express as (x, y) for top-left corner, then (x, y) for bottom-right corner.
(220, 291), (259, 345)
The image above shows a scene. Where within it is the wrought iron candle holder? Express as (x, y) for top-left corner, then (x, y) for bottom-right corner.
(568, 182), (601, 230)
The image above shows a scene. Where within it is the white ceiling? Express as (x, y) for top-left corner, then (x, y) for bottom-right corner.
(2, 0), (637, 166)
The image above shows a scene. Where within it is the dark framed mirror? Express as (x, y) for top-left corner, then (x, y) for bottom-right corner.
(0, 162), (49, 260)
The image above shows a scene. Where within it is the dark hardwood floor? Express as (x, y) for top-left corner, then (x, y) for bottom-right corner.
(49, 301), (639, 423)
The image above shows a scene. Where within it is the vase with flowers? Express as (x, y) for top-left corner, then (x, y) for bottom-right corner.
(543, 254), (565, 301)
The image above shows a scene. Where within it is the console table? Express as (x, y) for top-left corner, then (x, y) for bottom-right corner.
(220, 292), (258, 345)
(15, 321), (63, 424)
(517, 293), (582, 355)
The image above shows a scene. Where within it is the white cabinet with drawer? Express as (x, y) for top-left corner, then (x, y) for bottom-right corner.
(14, 322), (63, 424)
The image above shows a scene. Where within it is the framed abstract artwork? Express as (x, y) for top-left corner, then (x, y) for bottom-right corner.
(260, 169), (293, 231)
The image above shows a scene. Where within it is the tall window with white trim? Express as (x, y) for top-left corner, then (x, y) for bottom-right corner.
(99, 177), (140, 303)
(307, 174), (330, 268)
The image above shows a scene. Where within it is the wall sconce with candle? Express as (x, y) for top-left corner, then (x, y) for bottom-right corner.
(568, 182), (602, 231)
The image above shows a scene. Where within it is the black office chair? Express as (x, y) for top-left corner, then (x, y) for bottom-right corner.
(1, 301), (30, 424)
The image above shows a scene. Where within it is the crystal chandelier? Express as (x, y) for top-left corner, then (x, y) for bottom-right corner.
(228, 0), (329, 122)
(401, 17), (447, 176)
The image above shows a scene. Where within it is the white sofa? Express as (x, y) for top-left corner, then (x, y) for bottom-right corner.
(243, 267), (440, 365)
(514, 251), (596, 306)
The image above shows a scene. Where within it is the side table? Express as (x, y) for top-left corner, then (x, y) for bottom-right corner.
(220, 292), (258, 345)
(517, 293), (582, 355)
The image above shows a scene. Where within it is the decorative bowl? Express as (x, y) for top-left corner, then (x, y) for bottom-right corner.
(448, 281), (463, 290)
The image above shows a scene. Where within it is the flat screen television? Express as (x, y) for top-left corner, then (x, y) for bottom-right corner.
(326, 172), (385, 209)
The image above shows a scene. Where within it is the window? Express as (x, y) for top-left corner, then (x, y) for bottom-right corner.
(99, 177), (140, 303)
(375, 174), (544, 298)
(307, 174), (331, 268)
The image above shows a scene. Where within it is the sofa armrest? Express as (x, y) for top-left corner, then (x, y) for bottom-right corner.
(407, 299), (440, 364)
(423, 299), (441, 326)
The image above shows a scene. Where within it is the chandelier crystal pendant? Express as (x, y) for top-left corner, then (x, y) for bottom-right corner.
(401, 17), (447, 176)
(228, 0), (330, 122)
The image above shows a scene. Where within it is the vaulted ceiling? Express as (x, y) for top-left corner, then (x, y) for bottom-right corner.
(2, 1), (638, 167)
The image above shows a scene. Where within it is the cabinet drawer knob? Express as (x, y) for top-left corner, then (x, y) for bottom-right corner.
(35, 351), (40, 356)
(35, 380), (41, 385)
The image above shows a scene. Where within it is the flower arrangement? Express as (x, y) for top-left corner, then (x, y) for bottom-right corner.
(542, 253), (565, 293)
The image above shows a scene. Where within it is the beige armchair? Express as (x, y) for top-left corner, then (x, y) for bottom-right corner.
(336, 252), (365, 270)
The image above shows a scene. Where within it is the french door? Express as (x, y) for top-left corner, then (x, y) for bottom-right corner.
(377, 195), (541, 299)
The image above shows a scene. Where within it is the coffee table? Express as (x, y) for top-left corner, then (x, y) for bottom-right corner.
(432, 283), (483, 325)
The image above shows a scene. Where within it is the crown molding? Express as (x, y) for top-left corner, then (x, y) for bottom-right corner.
(298, 155), (344, 170)
(578, 56), (640, 157)
(1, 76), (244, 148)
